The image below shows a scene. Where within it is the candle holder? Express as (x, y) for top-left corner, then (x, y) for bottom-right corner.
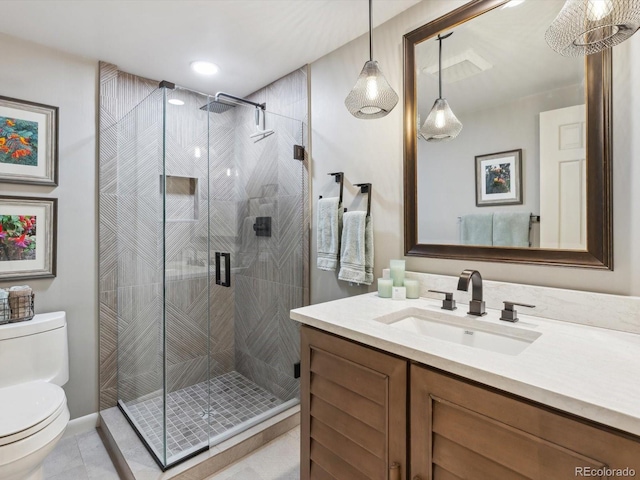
(389, 259), (405, 287)
(404, 279), (420, 299)
(378, 278), (393, 298)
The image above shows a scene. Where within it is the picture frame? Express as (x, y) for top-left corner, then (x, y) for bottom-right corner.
(0, 196), (57, 281)
(0, 96), (58, 186)
(475, 149), (523, 207)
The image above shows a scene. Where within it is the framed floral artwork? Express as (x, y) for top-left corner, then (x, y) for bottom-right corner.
(0, 196), (57, 281)
(475, 149), (523, 207)
(0, 96), (58, 186)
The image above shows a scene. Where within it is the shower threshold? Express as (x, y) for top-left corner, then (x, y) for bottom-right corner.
(118, 371), (298, 469)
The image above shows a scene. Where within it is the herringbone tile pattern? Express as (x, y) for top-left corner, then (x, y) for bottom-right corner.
(99, 65), (309, 429)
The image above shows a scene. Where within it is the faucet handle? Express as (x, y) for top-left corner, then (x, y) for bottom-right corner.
(428, 290), (457, 311)
(500, 301), (535, 323)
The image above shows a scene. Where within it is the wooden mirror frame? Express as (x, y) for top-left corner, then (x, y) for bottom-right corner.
(403, 0), (612, 269)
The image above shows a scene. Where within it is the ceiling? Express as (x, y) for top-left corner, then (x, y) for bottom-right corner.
(0, 0), (422, 97)
(416, 0), (584, 116)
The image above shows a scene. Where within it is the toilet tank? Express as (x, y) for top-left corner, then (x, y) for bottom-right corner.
(0, 311), (68, 388)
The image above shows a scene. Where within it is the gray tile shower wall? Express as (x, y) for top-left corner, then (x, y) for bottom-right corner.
(98, 62), (309, 410)
(99, 63), (160, 409)
(116, 87), (165, 405)
(232, 70), (308, 401)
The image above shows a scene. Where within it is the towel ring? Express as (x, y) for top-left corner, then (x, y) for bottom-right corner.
(354, 183), (372, 216)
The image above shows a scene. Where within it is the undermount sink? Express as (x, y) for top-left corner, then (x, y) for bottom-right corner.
(375, 307), (541, 356)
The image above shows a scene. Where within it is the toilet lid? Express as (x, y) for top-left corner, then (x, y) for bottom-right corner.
(0, 381), (66, 442)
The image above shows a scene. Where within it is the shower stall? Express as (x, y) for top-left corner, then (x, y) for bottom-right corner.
(113, 82), (307, 469)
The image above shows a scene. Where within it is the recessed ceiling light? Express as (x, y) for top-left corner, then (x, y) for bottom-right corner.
(191, 61), (219, 75)
(168, 99), (185, 106)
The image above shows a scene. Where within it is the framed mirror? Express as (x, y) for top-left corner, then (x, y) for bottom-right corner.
(403, 0), (612, 269)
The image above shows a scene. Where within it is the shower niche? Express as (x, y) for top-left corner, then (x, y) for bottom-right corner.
(162, 174), (200, 222)
(113, 82), (308, 469)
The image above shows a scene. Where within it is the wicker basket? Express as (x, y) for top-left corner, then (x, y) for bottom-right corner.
(0, 293), (35, 325)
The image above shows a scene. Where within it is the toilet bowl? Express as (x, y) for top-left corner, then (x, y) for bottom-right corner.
(0, 313), (70, 480)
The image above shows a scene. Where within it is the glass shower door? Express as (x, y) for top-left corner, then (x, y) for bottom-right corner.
(160, 86), (212, 467)
(207, 105), (305, 447)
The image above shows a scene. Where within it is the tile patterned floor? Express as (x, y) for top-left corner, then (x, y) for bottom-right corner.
(43, 430), (120, 480)
(123, 371), (285, 464)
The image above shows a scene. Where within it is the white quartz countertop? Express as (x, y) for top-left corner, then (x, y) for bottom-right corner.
(291, 293), (640, 437)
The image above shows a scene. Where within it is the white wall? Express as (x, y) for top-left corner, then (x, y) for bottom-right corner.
(0, 33), (98, 419)
(310, 0), (640, 302)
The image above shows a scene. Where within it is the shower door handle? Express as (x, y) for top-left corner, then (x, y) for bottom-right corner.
(215, 252), (231, 287)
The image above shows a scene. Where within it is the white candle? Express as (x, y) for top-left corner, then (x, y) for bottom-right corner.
(404, 279), (420, 299)
(378, 278), (393, 298)
(382, 268), (391, 279)
(389, 259), (405, 287)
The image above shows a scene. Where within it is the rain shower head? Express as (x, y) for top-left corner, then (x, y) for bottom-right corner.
(199, 100), (236, 114)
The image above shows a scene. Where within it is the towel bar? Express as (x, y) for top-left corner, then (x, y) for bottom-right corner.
(457, 214), (540, 222)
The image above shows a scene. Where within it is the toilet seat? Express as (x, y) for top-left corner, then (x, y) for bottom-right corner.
(0, 400), (69, 474)
(0, 381), (67, 446)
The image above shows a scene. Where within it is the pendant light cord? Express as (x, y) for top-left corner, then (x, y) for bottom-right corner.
(438, 35), (442, 99)
(369, 0), (373, 61)
(437, 32), (454, 100)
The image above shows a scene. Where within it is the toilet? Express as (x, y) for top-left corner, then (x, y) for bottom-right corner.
(0, 312), (70, 480)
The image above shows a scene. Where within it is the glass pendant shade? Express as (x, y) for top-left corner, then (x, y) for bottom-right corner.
(420, 32), (462, 142)
(420, 98), (463, 142)
(345, 60), (399, 119)
(546, 0), (640, 56)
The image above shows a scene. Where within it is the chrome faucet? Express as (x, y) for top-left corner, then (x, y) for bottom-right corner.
(457, 269), (486, 316)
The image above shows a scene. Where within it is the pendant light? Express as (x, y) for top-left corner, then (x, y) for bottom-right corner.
(344, 0), (399, 119)
(420, 32), (463, 142)
(545, 0), (640, 56)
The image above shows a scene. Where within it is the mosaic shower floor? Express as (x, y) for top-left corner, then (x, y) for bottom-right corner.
(121, 371), (285, 464)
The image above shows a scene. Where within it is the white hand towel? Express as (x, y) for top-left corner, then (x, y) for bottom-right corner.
(364, 215), (374, 285)
(317, 197), (342, 271)
(338, 211), (369, 285)
(492, 212), (530, 247)
(460, 213), (493, 246)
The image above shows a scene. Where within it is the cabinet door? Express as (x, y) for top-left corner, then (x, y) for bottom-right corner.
(300, 326), (407, 480)
(411, 365), (640, 480)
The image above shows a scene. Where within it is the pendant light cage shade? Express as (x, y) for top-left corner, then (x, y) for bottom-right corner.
(420, 98), (463, 142)
(545, 0), (640, 56)
(345, 60), (399, 119)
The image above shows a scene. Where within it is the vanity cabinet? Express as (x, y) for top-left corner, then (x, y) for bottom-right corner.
(411, 365), (640, 480)
(300, 326), (640, 480)
(300, 326), (407, 480)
